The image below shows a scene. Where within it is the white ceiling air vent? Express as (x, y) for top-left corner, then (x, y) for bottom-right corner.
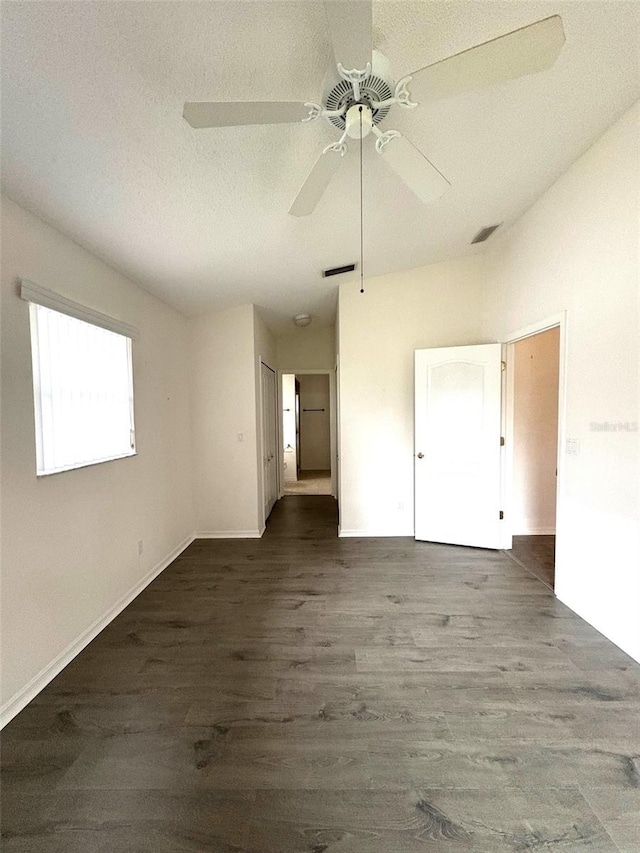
(471, 223), (502, 244)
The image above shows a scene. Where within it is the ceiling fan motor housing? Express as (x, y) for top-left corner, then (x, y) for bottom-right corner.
(324, 50), (394, 131)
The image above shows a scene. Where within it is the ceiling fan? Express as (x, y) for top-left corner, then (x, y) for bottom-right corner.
(183, 3), (565, 216)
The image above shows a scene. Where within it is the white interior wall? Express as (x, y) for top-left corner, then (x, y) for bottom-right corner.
(189, 304), (262, 537)
(254, 307), (277, 372)
(484, 102), (639, 661)
(1, 196), (194, 724)
(276, 325), (336, 370)
(337, 256), (488, 536)
(298, 374), (331, 470)
(282, 374), (297, 482)
(512, 327), (560, 535)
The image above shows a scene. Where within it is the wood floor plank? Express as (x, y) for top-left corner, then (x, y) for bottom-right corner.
(509, 534), (555, 589)
(1, 496), (638, 851)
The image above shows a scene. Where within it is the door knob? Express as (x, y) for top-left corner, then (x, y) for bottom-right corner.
(417, 452), (424, 459)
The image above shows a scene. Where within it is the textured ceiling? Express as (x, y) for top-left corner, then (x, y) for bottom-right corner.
(2, 1), (639, 333)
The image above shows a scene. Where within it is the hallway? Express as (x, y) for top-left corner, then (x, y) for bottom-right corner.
(283, 469), (332, 496)
(2, 497), (639, 851)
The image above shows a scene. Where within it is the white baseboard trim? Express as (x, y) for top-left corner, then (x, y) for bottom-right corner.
(195, 529), (263, 539)
(0, 532), (195, 730)
(338, 527), (413, 538)
(513, 527), (557, 536)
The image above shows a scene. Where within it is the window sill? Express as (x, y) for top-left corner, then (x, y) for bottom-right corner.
(36, 451), (137, 477)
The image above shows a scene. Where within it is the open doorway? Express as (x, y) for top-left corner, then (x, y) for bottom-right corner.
(281, 372), (332, 495)
(506, 326), (561, 590)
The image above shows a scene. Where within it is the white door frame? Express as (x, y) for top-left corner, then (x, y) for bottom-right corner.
(278, 368), (337, 498)
(503, 312), (568, 572)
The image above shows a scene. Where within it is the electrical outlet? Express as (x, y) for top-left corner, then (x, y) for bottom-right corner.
(237, 432), (245, 443)
(398, 502), (404, 511)
(138, 540), (144, 555)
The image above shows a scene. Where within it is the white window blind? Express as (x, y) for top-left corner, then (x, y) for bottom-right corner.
(23, 283), (137, 475)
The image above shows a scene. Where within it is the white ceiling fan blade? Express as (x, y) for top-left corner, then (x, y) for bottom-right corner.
(324, 1), (372, 72)
(183, 101), (310, 128)
(378, 134), (450, 206)
(289, 147), (345, 217)
(409, 15), (565, 104)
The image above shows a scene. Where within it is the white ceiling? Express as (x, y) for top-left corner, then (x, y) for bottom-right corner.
(2, 1), (639, 334)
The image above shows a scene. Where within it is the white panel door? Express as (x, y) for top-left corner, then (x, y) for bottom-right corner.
(261, 363), (277, 521)
(415, 344), (503, 548)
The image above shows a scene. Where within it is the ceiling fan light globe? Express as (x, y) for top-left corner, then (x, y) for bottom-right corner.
(345, 104), (373, 139)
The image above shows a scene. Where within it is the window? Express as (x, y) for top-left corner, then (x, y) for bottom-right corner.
(22, 280), (137, 475)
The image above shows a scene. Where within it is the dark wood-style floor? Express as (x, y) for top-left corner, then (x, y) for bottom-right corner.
(2, 497), (639, 852)
(509, 535), (556, 590)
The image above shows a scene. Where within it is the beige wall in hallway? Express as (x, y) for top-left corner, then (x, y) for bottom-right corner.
(189, 304), (276, 538)
(277, 326), (335, 370)
(512, 327), (560, 535)
(189, 305), (259, 536)
(298, 374), (331, 470)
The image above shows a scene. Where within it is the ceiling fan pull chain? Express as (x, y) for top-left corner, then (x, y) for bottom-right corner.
(359, 106), (364, 295)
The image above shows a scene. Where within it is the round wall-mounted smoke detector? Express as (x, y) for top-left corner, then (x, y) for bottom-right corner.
(294, 314), (312, 327)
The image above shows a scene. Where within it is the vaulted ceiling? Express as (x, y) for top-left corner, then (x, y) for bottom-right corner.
(2, 2), (639, 332)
